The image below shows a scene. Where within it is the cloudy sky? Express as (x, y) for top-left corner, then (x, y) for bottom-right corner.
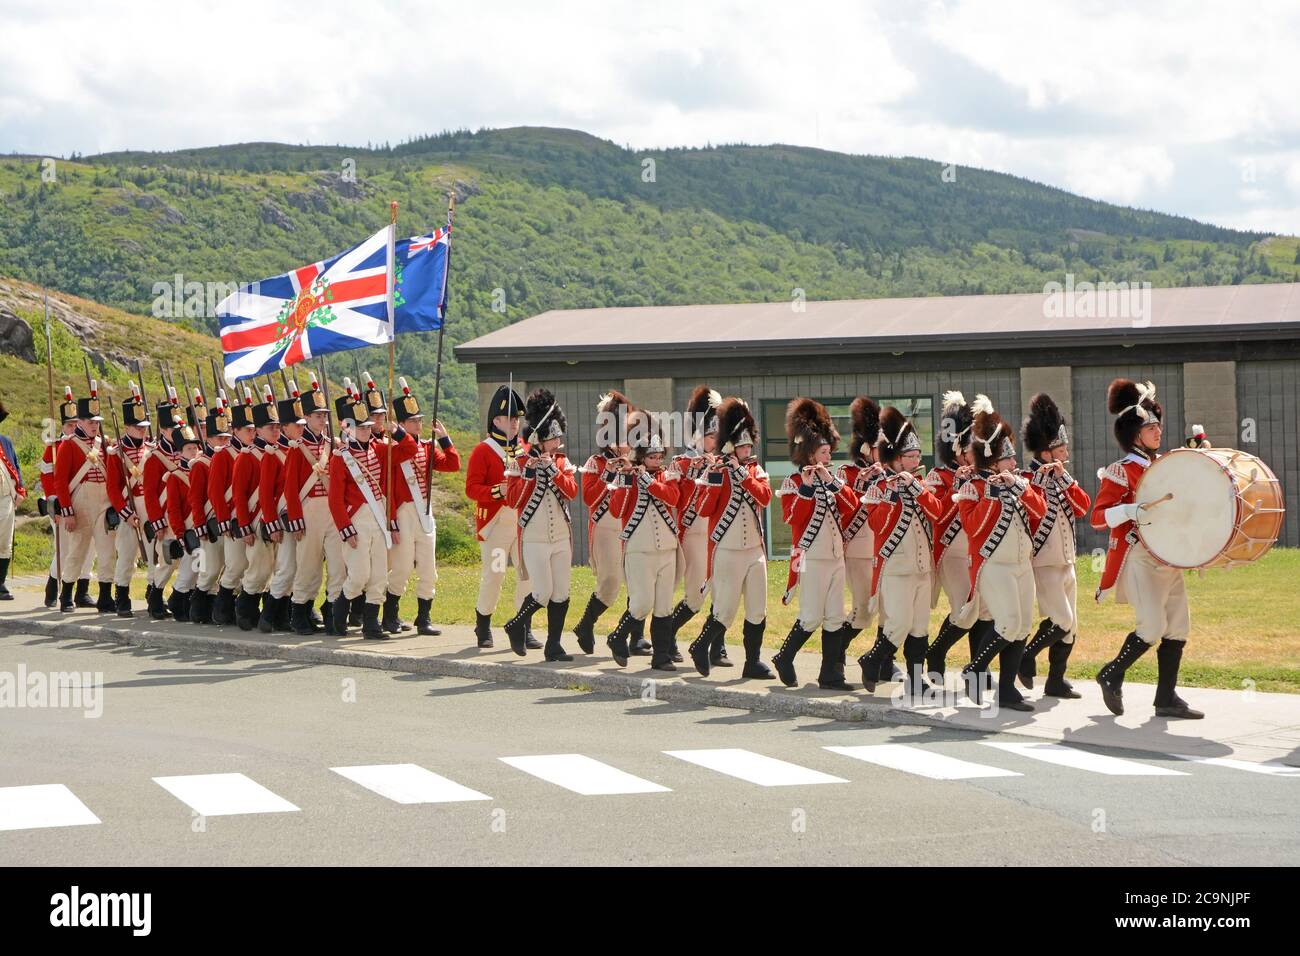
(3, 0), (1298, 234)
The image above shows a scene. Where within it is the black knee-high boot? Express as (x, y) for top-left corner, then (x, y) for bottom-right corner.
(903, 634), (929, 702)
(741, 618), (774, 679)
(504, 594), (543, 656)
(1096, 631), (1151, 716)
(332, 597), (351, 637)
(688, 614), (724, 676)
(839, 625), (862, 667)
(59, 580), (75, 612)
(544, 599), (572, 662)
(606, 610), (635, 667)
(996, 640), (1033, 711)
(291, 600), (317, 636)
(44, 575), (59, 608)
(361, 601), (386, 640)
(1044, 639), (1081, 698)
(629, 612), (651, 656)
(413, 597), (439, 636)
(668, 600), (697, 662)
(925, 615), (968, 688)
(649, 614), (676, 671)
(212, 586), (235, 625)
(381, 592), (406, 634)
(74, 576), (95, 608)
(572, 594), (607, 655)
(113, 584), (133, 618)
(96, 581), (115, 613)
(473, 611), (493, 648)
(1019, 618), (1067, 689)
(348, 594), (364, 627)
(961, 627), (1010, 705)
(1153, 639), (1204, 719)
(817, 625), (854, 691)
(858, 633), (896, 693)
(772, 621), (815, 688)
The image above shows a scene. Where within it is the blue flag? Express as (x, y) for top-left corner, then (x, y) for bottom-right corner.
(393, 226), (451, 333)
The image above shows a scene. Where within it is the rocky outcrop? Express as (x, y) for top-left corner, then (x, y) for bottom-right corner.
(0, 304), (36, 362)
(133, 191), (186, 225)
(260, 200), (295, 231)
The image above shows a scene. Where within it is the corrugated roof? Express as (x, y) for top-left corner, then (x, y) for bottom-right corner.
(456, 282), (1300, 362)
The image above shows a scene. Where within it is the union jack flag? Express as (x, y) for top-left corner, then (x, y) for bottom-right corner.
(216, 226), (394, 386)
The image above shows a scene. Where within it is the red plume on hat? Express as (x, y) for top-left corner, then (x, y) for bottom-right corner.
(785, 397), (838, 467)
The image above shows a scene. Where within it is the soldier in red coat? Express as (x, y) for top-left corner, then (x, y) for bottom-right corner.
(51, 386), (116, 613)
(685, 398), (775, 680)
(189, 401), (232, 624)
(953, 396), (1047, 712)
(164, 421), (204, 618)
(255, 387), (302, 634)
(1092, 380), (1202, 719)
(104, 384), (152, 619)
(282, 377), (339, 635)
(837, 397), (884, 674)
(41, 386), (100, 609)
(605, 410), (681, 669)
(667, 386), (722, 664)
(231, 387), (281, 631)
(464, 385), (534, 650)
(210, 393), (252, 625)
(385, 378), (460, 636)
(328, 381), (416, 638)
(141, 396), (183, 620)
(503, 389), (579, 659)
(572, 390), (634, 653)
(1016, 393), (1092, 698)
(923, 390), (983, 686)
(857, 407), (944, 697)
(773, 398), (859, 690)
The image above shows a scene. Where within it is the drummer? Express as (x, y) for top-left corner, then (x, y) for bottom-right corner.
(1091, 379), (1203, 720)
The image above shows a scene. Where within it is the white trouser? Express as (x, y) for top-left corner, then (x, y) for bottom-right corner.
(845, 555), (876, 630)
(150, 533), (175, 591)
(113, 495), (150, 588)
(269, 527), (296, 598)
(523, 538), (572, 605)
(1032, 561), (1078, 643)
(291, 497), (345, 604)
(676, 523), (709, 612)
(939, 548), (980, 629)
(240, 536), (274, 595)
(710, 545), (766, 628)
(343, 504), (388, 605)
(879, 566), (930, 645)
(1122, 543), (1190, 645)
(173, 547), (199, 593)
(0, 493), (14, 560)
(220, 532), (250, 591)
(195, 535), (225, 593)
(978, 558), (1036, 642)
(388, 500), (437, 600)
(63, 483), (115, 585)
(797, 556), (846, 631)
(624, 547), (676, 619)
(475, 508), (525, 616)
(589, 517), (624, 606)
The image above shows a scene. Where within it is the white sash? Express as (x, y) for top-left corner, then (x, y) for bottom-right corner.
(338, 446), (393, 549)
(68, 436), (102, 493)
(400, 457), (434, 534)
(296, 442), (327, 501)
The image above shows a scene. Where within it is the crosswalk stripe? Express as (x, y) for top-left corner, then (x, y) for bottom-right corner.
(825, 744), (1022, 780)
(1171, 755), (1300, 777)
(499, 754), (671, 795)
(981, 742), (1187, 776)
(0, 784), (101, 831)
(331, 764), (492, 803)
(152, 773), (301, 816)
(664, 748), (848, 787)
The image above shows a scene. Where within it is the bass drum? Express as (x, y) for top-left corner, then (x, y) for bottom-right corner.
(1135, 447), (1284, 569)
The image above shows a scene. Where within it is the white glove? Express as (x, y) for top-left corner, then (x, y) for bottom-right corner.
(1104, 503), (1140, 528)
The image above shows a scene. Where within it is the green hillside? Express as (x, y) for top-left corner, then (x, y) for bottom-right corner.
(3, 127), (1298, 429)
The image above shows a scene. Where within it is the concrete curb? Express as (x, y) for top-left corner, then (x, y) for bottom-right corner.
(0, 616), (953, 729)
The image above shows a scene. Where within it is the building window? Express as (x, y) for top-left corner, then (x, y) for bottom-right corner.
(761, 397), (935, 559)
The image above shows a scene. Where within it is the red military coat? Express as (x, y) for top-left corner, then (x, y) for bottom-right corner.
(779, 469), (858, 603)
(954, 470), (1047, 605)
(694, 458), (772, 581)
(863, 470), (944, 596)
(1089, 452), (1151, 602)
(465, 437), (528, 540)
(328, 431), (416, 541)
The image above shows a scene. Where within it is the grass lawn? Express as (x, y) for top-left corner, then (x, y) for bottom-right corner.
(13, 520), (1299, 693)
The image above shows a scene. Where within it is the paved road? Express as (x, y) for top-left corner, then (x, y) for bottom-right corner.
(2, 633), (1296, 866)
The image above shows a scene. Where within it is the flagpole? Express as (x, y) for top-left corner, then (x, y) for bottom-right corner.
(386, 201), (398, 536)
(426, 189), (455, 516)
(44, 290), (62, 586)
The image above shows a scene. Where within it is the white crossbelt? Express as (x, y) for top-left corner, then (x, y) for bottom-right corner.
(338, 446), (393, 549)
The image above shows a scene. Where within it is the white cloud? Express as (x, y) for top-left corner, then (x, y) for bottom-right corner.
(1, 0), (1297, 234)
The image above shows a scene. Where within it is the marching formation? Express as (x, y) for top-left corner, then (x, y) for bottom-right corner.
(40, 368), (457, 641)
(35, 371), (1206, 720)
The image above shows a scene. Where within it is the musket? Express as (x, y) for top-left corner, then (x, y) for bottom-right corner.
(45, 291), (61, 584)
(107, 404), (150, 565)
(195, 363), (208, 405)
(135, 360), (154, 441)
(318, 357), (334, 442)
(209, 358), (223, 409)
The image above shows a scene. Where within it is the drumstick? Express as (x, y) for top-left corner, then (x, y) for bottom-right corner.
(1139, 492), (1174, 510)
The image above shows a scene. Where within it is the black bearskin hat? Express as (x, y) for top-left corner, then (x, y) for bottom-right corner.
(627, 408), (667, 463)
(785, 397), (838, 468)
(1022, 392), (1068, 455)
(716, 397), (757, 455)
(848, 396), (880, 465)
(595, 389), (633, 452)
(524, 387), (565, 444)
(877, 406), (919, 464)
(1107, 378), (1162, 450)
(971, 394), (1016, 469)
(486, 384), (524, 433)
(937, 390), (974, 468)
(686, 385), (722, 446)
